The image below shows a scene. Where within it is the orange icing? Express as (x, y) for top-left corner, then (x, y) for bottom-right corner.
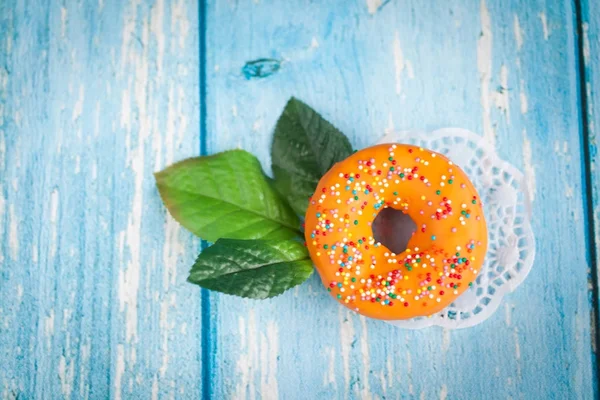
(305, 144), (488, 320)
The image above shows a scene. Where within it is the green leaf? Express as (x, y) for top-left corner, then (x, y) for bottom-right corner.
(155, 150), (300, 242)
(188, 239), (314, 299)
(271, 97), (354, 215)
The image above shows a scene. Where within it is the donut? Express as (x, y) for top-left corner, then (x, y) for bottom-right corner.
(304, 144), (487, 320)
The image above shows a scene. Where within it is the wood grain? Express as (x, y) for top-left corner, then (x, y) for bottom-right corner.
(0, 0), (598, 399)
(0, 0), (203, 398)
(204, 0), (597, 398)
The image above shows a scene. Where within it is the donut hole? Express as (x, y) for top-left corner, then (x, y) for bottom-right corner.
(372, 207), (417, 254)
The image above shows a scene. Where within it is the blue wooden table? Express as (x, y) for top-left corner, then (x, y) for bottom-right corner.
(1, 0), (599, 399)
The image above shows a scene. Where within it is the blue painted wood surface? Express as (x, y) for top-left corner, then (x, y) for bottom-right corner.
(0, 1), (203, 398)
(581, 0), (600, 389)
(1, 0), (599, 399)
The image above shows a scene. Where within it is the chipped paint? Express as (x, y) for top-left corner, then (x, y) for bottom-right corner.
(565, 185), (574, 199)
(117, 194), (142, 347)
(442, 329), (451, 353)
(0, 0), (203, 398)
(440, 384), (448, 400)
(115, 345), (125, 400)
(8, 204), (18, 260)
(519, 80), (528, 114)
(158, 295), (172, 377)
(252, 119), (263, 132)
(0, 65), (8, 93)
(49, 189), (59, 258)
(44, 309), (55, 341)
(161, 76), (187, 290)
(151, 376), (159, 400)
(58, 355), (74, 400)
(587, 81), (595, 141)
(393, 31), (404, 95)
(366, 0), (382, 14)
(72, 85), (84, 122)
(234, 311), (257, 400)
(582, 23), (590, 65)
(79, 342), (90, 399)
(385, 112), (395, 135)
(359, 317), (371, 399)
(406, 349), (413, 395)
(259, 321), (279, 400)
(339, 309), (354, 400)
(119, 4), (137, 70)
(150, 0), (165, 78)
(171, 0), (190, 48)
(61, 7), (68, 38)
(477, 0), (495, 146)
(513, 15), (523, 51)
(30, 242), (38, 265)
(2, 1), (597, 398)
(118, 12), (151, 344)
(493, 65), (510, 121)
(522, 131), (536, 201)
(378, 370), (386, 398)
(13, 110), (22, 130)
(539, 12), (549, 40)
(323, 347), (336, 386)
(514, 327), (521, 360)
(311, 37), (319, 49)
(94, 102), (101, 137)
(0, 131), (5, 173)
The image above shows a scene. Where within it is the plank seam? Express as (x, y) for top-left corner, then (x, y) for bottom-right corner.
(199, 0), (213, 398)
(574, 0), (600, 395)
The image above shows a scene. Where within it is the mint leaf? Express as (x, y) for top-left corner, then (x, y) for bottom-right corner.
(271, 97), (354, 215)
(188, 239), (314, 298)
(155, 150), (300, 242)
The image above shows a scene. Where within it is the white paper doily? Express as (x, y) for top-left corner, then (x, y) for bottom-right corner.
(377, 128), (535, 329)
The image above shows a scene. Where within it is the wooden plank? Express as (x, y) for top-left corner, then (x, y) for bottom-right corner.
(580, 0), (600, 389)
(204, 0), (597, 398)
(0, 0), (203, 398)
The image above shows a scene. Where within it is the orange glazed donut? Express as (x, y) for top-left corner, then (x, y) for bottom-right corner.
(305, 144), (488, 320)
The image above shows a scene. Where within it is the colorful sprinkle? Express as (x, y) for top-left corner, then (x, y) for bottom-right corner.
(305, 144), (485, 316)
